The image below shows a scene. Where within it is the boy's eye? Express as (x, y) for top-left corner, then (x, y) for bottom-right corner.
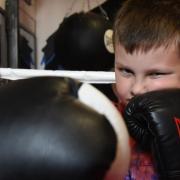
(149, 72), (168, 78)
(118, 68), (133, 77)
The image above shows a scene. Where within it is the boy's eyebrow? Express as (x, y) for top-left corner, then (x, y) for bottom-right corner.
(145, 68), (172, 73)
(114, 61), (122, 66)
(114, 61), (127, 67)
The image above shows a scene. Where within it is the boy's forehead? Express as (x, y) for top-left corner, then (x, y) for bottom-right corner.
(115, 43), (180, 66)
(115, 42), (179, 57)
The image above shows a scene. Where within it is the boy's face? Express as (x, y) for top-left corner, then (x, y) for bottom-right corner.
(115, 43), (180, 106)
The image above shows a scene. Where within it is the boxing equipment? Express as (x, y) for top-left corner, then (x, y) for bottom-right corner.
(42, 12), (115, 101)
(0, 76), (130, 180)
(0, 68), (115, 83)
(124, 89), (180, 180)
(54, 12), (114, 71)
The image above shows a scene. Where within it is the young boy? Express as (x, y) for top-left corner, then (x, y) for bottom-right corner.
(113, 0), (180, 179)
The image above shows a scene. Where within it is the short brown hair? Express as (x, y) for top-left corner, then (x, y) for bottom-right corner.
(113, 0), (180, 54)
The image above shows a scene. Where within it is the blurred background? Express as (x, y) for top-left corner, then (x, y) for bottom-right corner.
(0, 0), (125, 69)
(0, 0), (126, 100)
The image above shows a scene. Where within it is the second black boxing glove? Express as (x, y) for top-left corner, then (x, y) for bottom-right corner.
(124, 89), (180, 180)
(0, 76), (130, 180)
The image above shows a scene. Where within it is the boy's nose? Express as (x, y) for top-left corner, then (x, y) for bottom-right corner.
(130, 81), (147, 96)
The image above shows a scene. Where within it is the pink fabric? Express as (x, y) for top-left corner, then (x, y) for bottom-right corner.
(124, 139), (158, 180)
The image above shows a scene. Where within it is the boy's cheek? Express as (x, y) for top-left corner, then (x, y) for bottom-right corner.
(116, 78), (130, 93)
(145, 78), (180, 93)
(115, 82), (129, 103)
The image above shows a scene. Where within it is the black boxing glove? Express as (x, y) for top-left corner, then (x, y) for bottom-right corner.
(124, 89), (180, 180)
(0, 77), (130, 180)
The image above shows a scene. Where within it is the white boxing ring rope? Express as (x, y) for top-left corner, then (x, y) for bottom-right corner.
(0, 68), (115, 84)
